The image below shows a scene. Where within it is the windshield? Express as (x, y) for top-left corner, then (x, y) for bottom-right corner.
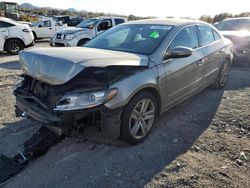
(31, 21), (41, 27)
(5, 3), (18, 14)
(216, 19), (250, 31)
(85, 24), (173, 55)
(77, 18), (99, 28)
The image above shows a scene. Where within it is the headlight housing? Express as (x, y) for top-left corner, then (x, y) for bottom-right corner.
(65, 34), (75, 40)
(54, 88), (118, 112)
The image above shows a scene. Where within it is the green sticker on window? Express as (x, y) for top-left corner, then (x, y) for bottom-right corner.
(149, 31), (159, 39)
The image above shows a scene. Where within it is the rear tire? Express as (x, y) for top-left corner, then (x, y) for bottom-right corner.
(5, 39), (24, 55)
(77, 39), (90, 47)
(211, 60), (231, 89)
(120, 92), (158, 145)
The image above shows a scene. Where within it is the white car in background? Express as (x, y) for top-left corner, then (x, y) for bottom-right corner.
(0, 17), (34, 55)
(50, 17), (127, 47)
(31, 19), (68, 40)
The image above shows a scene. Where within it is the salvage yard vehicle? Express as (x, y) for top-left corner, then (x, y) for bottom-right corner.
(14, 19), (233, 144)
(216, 17), (250, 59)
(31, 18), (68, 40)
(0, 17), (34, 54)
(50, 17), (127, 47)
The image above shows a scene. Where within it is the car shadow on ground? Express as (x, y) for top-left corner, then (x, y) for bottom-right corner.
(0, 61), (20, 70)
(1, 70), (249, 188)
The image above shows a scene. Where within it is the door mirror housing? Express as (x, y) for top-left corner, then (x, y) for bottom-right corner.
(164, 46), (193, 59)
(38, 24), (42, 28)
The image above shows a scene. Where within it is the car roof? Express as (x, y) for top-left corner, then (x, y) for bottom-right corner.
(94, 16), (126, 20)
(123, 19), (207, 26)
(223, 17), (250, 21)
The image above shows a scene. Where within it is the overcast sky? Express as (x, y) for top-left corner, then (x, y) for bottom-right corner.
(7, 0), (250, 18)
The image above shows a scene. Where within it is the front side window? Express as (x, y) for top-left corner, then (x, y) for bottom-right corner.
(97, 19), (112, 31)
(198, 25), (214, 46)
(115, 19), (125, 25)
(40, 21), (51, 27)
(170, 26), (199, 50)
(85, 24), (173, 55)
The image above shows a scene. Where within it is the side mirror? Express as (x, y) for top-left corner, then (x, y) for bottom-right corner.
(165, 46), (193, 59)
(38, 25), (42, 28)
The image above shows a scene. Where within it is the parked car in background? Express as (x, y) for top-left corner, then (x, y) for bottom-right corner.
(216, 17), (250, 59)
(0, 1), (19, 20)
(15, 19), (233, 144)
(31, 19), (68, 40)
(53, 15), (71, 25)
(50, 17), (127, 47)
(0, 17), (34, 54)
(68, 17), (84, 26)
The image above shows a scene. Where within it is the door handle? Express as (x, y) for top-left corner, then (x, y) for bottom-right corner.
(49, 28), (52, 30)
(197, 58), (206, 66)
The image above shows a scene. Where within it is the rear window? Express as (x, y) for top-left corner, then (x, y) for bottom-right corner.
(0, 21), (15, 28)
(115, 19), (125, 25)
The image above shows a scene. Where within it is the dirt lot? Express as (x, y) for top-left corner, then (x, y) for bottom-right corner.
(0, 42), (249, 188)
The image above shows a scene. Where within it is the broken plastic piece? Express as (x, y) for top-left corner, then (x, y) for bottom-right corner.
(0, 126), (61, 184)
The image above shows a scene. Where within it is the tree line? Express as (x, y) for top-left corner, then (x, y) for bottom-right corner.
(199, 12), (250, 23)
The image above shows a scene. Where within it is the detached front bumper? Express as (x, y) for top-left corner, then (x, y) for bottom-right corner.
(15, 96), (61, 124)
(15, 96), (123, 138)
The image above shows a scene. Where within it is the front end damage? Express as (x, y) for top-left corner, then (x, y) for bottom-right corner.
(14, 65), (146, 138)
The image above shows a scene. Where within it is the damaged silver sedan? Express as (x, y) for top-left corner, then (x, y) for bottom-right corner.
(14, 19), (233, 144)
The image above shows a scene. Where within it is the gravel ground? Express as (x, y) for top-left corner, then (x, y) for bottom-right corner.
(0, 42), (249, 188)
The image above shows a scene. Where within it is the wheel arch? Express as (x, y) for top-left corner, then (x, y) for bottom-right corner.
(125, 86), (162, 115)
(77, 38), (90, 46)
(4, 37), (25, 51)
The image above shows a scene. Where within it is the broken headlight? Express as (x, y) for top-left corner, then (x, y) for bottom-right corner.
(54, 88), (118, 111)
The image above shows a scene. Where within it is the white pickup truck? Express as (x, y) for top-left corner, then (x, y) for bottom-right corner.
(31, 19), (68, 40)
(0, 17), (34, 54)
(50, 17), (127, 47)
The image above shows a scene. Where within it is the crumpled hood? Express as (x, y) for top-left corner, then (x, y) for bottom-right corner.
(57, 27), (87, 34)
(19, 47), (148, 85)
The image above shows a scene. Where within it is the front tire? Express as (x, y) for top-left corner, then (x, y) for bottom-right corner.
(120, 92), (158, 145)
(5, 39), (24, 55)
(211, 60), (231, 89)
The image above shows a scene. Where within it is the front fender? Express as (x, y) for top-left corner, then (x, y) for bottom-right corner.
(104, 67), (160, 110)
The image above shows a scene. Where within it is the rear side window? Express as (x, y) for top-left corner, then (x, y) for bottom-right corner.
(213, 30), (221, 41)
(0, 21), (15, 28)
(198, 25), (214, 46)
(115, 19), (125, 25)
(170, 26), (199, 50)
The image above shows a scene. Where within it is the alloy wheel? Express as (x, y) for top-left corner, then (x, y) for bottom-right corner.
(129, 98), (155, 139)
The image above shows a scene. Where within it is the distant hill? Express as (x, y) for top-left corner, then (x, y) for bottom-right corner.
(20, 3), (87, 13)
(20, 3), (39, 10)
(66, 8), (79, 13)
